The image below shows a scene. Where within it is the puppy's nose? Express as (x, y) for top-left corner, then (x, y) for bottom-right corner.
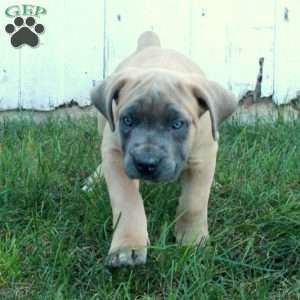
(133, 154), (161, 174)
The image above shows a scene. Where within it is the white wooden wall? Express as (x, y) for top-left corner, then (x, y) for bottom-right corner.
(0, 0), (299, 111)
(0, 0), (104, 110)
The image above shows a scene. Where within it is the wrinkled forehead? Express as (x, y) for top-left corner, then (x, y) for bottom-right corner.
(118, 74), (197, 120)
(124, 97), (187, 121)
(119, 90), (190, 123)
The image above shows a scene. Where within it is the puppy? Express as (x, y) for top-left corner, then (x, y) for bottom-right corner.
(89, 31), (237, 267)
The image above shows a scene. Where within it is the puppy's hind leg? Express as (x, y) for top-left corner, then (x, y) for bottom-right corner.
(82, 163), (103, 192)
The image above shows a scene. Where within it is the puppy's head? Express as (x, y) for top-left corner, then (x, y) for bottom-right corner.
(91, 69), (237, 182)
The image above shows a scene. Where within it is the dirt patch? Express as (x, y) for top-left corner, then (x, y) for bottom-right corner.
(234, 96), (299, 123)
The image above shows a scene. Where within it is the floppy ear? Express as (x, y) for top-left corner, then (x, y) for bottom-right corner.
(189, 78), (238, 141)
(91, 74), (127, 131)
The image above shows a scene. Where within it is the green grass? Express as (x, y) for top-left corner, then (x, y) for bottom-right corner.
(0, 116), (299, 299)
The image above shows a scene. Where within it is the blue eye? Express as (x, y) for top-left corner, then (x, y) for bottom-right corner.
(123, 116), (133, 127)
(172, 120), (185, 130)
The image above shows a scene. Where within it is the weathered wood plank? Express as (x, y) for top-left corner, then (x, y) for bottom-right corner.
(273, 0), (300, 104)
(228, 0), (275, 99)
(104, 0), (191, 75)
(0, 0), (21, 110)
(63, 0), (104, 107)
(0, 0), (104, 110)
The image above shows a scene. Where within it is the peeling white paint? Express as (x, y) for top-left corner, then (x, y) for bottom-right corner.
(0, 0), (299, 110)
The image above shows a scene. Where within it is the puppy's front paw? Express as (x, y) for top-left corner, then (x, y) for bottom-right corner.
(175, 224), (209, 246)
(81, 164), (103, 192)
(81, 177), (98, 192)
(81, 183), (92, 192)
(105, 247), (147, 268)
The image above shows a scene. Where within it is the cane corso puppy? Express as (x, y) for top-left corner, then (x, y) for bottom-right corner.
(88, 31), (237, 267)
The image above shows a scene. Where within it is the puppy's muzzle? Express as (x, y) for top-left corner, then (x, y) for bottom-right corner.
(130, 145), (163, 176)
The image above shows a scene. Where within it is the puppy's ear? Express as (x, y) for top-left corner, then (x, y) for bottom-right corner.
(188, 77), (238, 141)
(91, 74), (127, 131)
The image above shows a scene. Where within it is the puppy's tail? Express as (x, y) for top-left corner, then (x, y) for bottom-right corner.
(137, 31), (161, 51)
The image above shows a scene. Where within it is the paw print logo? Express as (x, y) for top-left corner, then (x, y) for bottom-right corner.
(5, 16), (45, 48)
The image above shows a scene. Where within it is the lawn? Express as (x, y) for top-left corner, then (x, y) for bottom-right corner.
(0, 116), (299, 299)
